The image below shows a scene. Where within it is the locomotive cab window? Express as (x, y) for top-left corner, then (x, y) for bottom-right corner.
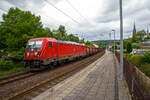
(49, 42), (52, 48)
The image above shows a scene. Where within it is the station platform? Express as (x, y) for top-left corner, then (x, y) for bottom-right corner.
(33, 51), (131, 100)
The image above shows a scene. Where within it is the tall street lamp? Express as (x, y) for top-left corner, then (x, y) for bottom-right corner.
(112, 30), (115, 53)
(109, 33), (111, 50)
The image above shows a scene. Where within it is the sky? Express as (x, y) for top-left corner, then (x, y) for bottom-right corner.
(0, 0), (150, 41)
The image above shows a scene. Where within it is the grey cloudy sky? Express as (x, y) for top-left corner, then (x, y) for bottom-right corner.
(0, 0), (150, 41)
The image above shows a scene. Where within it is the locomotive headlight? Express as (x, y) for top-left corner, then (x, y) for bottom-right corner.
(26, 53), (29, 56)
(35, 52), (38, 55)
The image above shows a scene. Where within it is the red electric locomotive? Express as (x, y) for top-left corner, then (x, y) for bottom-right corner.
(23, 37), (99, 70)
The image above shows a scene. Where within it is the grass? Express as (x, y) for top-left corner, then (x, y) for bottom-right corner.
(0, 66), (24, 76)
(0, 61), (28, 76)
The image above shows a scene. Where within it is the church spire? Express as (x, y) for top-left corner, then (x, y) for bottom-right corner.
(133, 21), (136, 37)
(147, 26), (149, 34)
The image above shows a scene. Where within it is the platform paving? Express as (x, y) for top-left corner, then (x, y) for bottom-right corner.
(33, 51), (131, 100)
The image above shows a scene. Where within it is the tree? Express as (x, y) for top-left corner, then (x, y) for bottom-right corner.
(0, 7), (84, 61)
(136, 30), (146, 41)
(112, 45), (117, 50)
(132, 44), (141, 49)
(132, 34), (139, 43)
(142, 51), (150, 63)
(0, 7), (48, 60)
(79, 39), (84, 43)
(126, 42), (132, 53)
(97, 41), (105, 48)
(132, 30), (146, 42)
(123, 40), (128, 49)
(0, 7), (44, 51)
(85, 41), (94, 47)
(58, 25), (67, 40)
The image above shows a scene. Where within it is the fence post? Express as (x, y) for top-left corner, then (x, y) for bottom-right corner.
(131, 67), (136, 99)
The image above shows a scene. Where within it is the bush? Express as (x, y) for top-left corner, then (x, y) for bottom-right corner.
(129, 55), (144, 67)
(132, 44), (142, 49)
(140, 64), (150, 77)
(142, 51), (150, 63)
(126, 42), (132, 53)
(0, 50), (7, 58)
(0, 60), (14, 71)
(9, 48), (25, 61)
(0, 51), (3, 57)
(126, 54), (133, 60)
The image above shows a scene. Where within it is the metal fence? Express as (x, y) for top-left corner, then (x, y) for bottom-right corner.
(115, 52), (150, 100)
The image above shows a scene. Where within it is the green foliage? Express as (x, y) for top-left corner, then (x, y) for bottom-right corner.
(132, 35), (139, 42)
(142, 51), (150, 63)
(9, 48), (25, 61)
(0, 51), (3, 57)
(0, 62), (25, 76)
(132, 30), (146, 42)
(112, 45), (117, 50)
(132, 44), (142, 49)
(145, 37), (150, 39)
(0, 8), (40, 54)
(123, 40), (133, 53)
(126, 51), (150, 78)
(58, 25), (66, 36)
(53, 25), (67, 40)
(137, 30), (146, 40)
(97, 41), (105, 48)
(123, 40), (128, 49)
(0, 60), (14, 71)
(140, 64), (150, 77)
(126, 42), (132, 53)
(126, 54), (133, 60)
(128, 55), (144, 67)
(0, 8), (44, 50)
(85, 41), (94, 47)
(79, 39), (84, 43)
(0, 7), (86, 63)
(0, 7), (89, 74)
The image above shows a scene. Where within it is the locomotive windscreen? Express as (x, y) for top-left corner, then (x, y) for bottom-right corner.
(26, 40), (43, 51)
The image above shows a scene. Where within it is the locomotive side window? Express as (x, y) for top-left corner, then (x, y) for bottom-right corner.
(49, 42), (52, 48)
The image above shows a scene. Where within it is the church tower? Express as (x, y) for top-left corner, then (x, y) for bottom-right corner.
(132, 22), (136, 37)
(147, 26), (149, 34)
(147, 26), (150, 37)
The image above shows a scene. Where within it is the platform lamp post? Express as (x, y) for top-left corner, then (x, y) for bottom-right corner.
(112, 30), (115, 53)
(119, 0), (124, 80)
(109, 33), (111, 51)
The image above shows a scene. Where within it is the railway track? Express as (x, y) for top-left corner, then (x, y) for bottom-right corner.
(0, 70), (37, 86)
(0, 51), (105, 100)
(9, 52), (105, 100)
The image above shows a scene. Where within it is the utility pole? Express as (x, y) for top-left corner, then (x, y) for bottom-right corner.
(119, 0), (124, 80)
